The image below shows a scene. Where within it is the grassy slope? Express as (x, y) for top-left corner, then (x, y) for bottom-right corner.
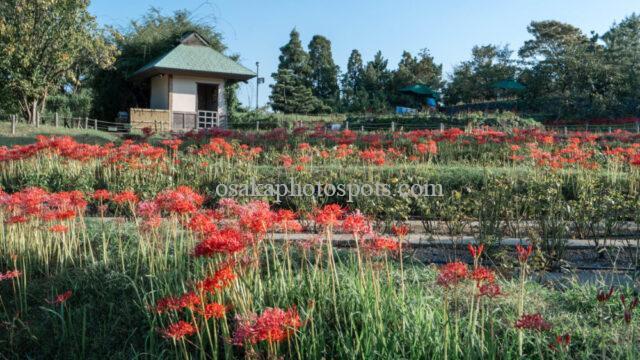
(0, 121), (120, 146)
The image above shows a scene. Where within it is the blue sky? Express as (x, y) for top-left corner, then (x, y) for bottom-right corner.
(89, 0), (639, 108)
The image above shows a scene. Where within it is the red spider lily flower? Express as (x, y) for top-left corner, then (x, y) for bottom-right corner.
(159, 321), (196, 340)
(342, 211), (371, 236)
(48, 224), (69, 233)
(47, 290), (73, 305)
(233, 306), (302, 345)
(161, 139), (182, 151)
(471, 267), (495, 285)
(515, 244), (533, 263)
(620, 294), (639, 324)
(274, 209), (303, 233)
(436, 262), (468, 288)
(198, 302), (227, 320)
(0, 270), (21, 282)
(112, 190), (139, 205)
(280, 154), (294, 168)
(515, 313), (552, 331)
(193, 228), (249, 257)
(596, 287), (615, 303)
(549, 334), (571, 351)
(415, 140), (438, 155)
(92, 189), (111, 202)
(478, 283), (503, 298)
(237, 201), (275, 234)
(136, 201), (159, 219)
(195, 262), (237, 295)
(467, 244), (484, 260)
(368, 236), (400, 252)
(154, 186), (204, 215)
(313, 204), (345, 228)
(391, 224), (410, 237)
(154, 296), (182, 314)
(185, 212), (218, 234)
(297, 142), (311, 151)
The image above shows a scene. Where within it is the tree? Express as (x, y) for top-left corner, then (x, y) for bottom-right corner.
(602, 14), (640, 115)
(270, 68), (320, 114)
(92, 8), (227, 120)
(341, 49), (367, 112)
(270, 29), (320, 113)
(390, 49), (443, 107)
(0, 0), (116, 123)
(518, 20), (606, 118)
(445, 45), (517, 105)
(362, 51), (391, 113)
(308, 35), (340, 112)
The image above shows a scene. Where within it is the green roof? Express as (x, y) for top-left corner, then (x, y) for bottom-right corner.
(132, 44), (256, 81)
(399, 84), (438, 97)
(491, 80), (525, 90)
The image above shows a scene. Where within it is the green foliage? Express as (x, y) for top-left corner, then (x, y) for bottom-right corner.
(308, 35), (340, 112)
(341, 50), (368, 112)
(390, 50), (444, 108)
(445, 45), (518, 105)
(0, 0), (116, 123)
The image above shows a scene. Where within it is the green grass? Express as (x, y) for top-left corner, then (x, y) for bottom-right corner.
(0, 121), (120, 146)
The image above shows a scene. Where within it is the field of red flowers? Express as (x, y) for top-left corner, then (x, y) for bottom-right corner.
(1, 126), (639, 359)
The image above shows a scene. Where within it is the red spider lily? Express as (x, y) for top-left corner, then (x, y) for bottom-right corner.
(596, 286), (615, 303)
(471, 267), (495, 285)
(280, 154), (293, 168)
(154, 186), (204, 215)
(391, 224), (410, 237)
(515, 313), (552, 331)
(47, 290), (73, 305)
(197, 137), (235, 158)
(360, 148), (386, 165)
(155, 291), (202, 314)
(160, 139), (182, 151)
(185, 212), (218, 234)
(92, 189), (111, 202)
(48, 224), (69, 233)
(467, 244), (484, 260)
(159, 321), (196, 340)
(478, 283), (503, 298)
(549, 334), (571, 351)
(195, 262), (237, 295)
(342, 211), (371, 236)
(415, 140), (438, 155)
(232, 306), (302, 345)
(193, 228), (249, 257)
(136, 201), (159, 219)
(437, 262), (468, 288)
(241, 203), (275, 235)
(367, 236), (400, 253)
(515, 244), (533, 263)
(198, 302), (227, 320)
(112, 190), (139, 205)
(620, 294), (639, 324)
(274, 209), (303, 233)
(0, 269), (21, 281)
(313, 204), (345, 228)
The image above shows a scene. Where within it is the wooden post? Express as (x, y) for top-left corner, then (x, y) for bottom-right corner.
(564, 126), (568, 135)
(256, 121), (260, 131)
(345, 121), (349, 130)
(360, 125), (364, 132)
(391, 121), (395, 132)
(84, 117), (89, 129)
(608, 126), (612, 134)
(585, 122), (589, 132)
(636, 121), (640, 134)
(440, 123), (445, 131)
(11, 114), (17, 135)
(94, 119), (98, 130)
(54, 112), (59, 127)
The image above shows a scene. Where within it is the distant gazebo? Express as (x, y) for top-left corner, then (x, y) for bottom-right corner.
(129, 32), (255, 131)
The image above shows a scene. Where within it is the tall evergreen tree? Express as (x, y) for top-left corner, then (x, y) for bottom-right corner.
(308, 35), (339, 112)
(341, 49), (367, 112)
(270, 29), (319, 113)
(362, 51), (391, 113)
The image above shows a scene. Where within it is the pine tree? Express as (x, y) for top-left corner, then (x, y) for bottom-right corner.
(391, 49), (443, 107)
(308, 35), (340, 112)
(341, 49), (367, 112)
(270, 29), (319, 113)
(362, 51), (391, 113)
